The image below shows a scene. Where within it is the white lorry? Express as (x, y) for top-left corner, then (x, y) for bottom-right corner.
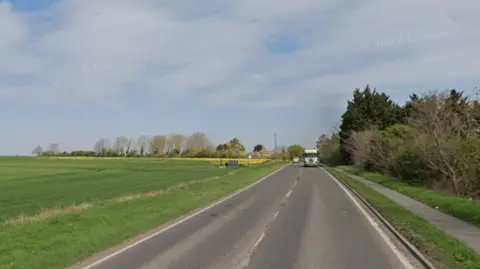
(303, 149), (319, 167)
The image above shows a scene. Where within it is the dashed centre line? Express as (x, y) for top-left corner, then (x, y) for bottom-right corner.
(237, 168), (302, 269)
(285, 190), (292, 198)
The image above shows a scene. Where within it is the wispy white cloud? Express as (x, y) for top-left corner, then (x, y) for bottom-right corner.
(0, 0), (479, 109)
(255, 0), (480, 107)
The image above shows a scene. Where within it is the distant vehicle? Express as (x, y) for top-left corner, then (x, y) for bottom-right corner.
(303, 149), (319, 167)
(292, 157), (300, 163)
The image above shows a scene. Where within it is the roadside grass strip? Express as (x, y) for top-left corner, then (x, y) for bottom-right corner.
(337, 166), (480, 228)
(0, 162), (284, 269)
(326, 168), (480, 269)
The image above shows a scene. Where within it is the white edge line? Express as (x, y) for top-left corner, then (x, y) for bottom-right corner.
(81, 164), (289, 269)
(321, 168), (415, 269)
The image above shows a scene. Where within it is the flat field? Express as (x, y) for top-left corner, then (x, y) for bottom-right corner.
(51, 156), (270, 164)
(0, 156), (283, 269)
(0, 157), (232, 223)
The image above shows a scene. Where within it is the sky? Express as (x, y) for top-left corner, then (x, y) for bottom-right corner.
(0, 0), (479, 155)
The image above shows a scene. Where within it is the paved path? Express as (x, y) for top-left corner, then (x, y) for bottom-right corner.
(336, 168), (480, 252)
(77, 165), (412, 269)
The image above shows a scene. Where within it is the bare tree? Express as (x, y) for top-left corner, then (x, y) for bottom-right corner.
(151, 135), (167, 155)
(145, 137), (152, 155)
(32, 145), (43, 156)
(166, 134), (174, 153)
(137, 136), (147, 156)
(186, 132), (212, 152)
(316, 133), (329, 151)
(368, 128), (412, 175)
(344, 129), (375, 168)
(48, 143), (60, 154)
(136, 135), (152, 156)
(93, 138), (108, 154)
(409, 90), (480, 195)
(113, 136), (128, 155)
(167, 134), (186, 153)
(126, 138), (136, 154)
(317, 131), (341, 163)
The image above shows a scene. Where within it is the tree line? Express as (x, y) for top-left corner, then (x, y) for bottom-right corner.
(33, 132), (307, 160)
(317, 85), (480, 198)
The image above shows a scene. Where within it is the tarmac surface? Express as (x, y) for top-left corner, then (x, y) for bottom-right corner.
(82, 165), (412, 269)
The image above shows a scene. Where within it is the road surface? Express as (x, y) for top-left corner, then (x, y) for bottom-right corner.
(81, 165), (414, 269)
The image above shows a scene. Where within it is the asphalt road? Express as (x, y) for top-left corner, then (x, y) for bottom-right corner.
(82, 165), (413, 269)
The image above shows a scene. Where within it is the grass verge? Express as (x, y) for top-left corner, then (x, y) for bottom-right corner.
(336, 166), (480, 228)
(326, 167), (480, 269)
(0, 162), (285, 269)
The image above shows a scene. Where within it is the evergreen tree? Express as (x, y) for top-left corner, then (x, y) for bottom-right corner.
(339, 85), (405, 164)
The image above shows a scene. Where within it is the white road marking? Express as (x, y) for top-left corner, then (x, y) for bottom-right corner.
(253, 232), (266, 249)
(138, 197), (258, 269)
(285, 190), (292, 198)
(81, 165), (289, 269)
(237, 231), (267, 269)
(322, 168), (415, 269)
(273, 211), (280, 219)
(237, 168), (301, 269)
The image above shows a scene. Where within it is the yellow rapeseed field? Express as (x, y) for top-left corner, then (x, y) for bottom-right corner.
(172, 158), (269, 164)
(49, 156), (270, 164)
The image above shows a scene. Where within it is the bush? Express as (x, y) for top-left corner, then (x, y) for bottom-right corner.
(332, 88), (480, 198)
(395, 150), (434, 186)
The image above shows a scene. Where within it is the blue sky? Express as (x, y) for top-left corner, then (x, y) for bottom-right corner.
(1, 0), (479, 155)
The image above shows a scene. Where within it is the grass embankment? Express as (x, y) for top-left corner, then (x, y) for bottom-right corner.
(336, 166), (480, 228)
(0, 157), (284, 269)
(325, 167), (480, 269)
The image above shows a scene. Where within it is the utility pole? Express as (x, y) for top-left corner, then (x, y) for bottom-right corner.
(274, 133), (277, 151)
(274, 132), (278, 161)
(235, 144), (239, 169)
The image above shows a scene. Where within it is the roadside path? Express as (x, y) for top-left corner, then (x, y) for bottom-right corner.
(336, 168), (480, 252)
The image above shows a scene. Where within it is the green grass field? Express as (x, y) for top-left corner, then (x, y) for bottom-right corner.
(0, 157), (284, 269)
(0, 157), (230, 222)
